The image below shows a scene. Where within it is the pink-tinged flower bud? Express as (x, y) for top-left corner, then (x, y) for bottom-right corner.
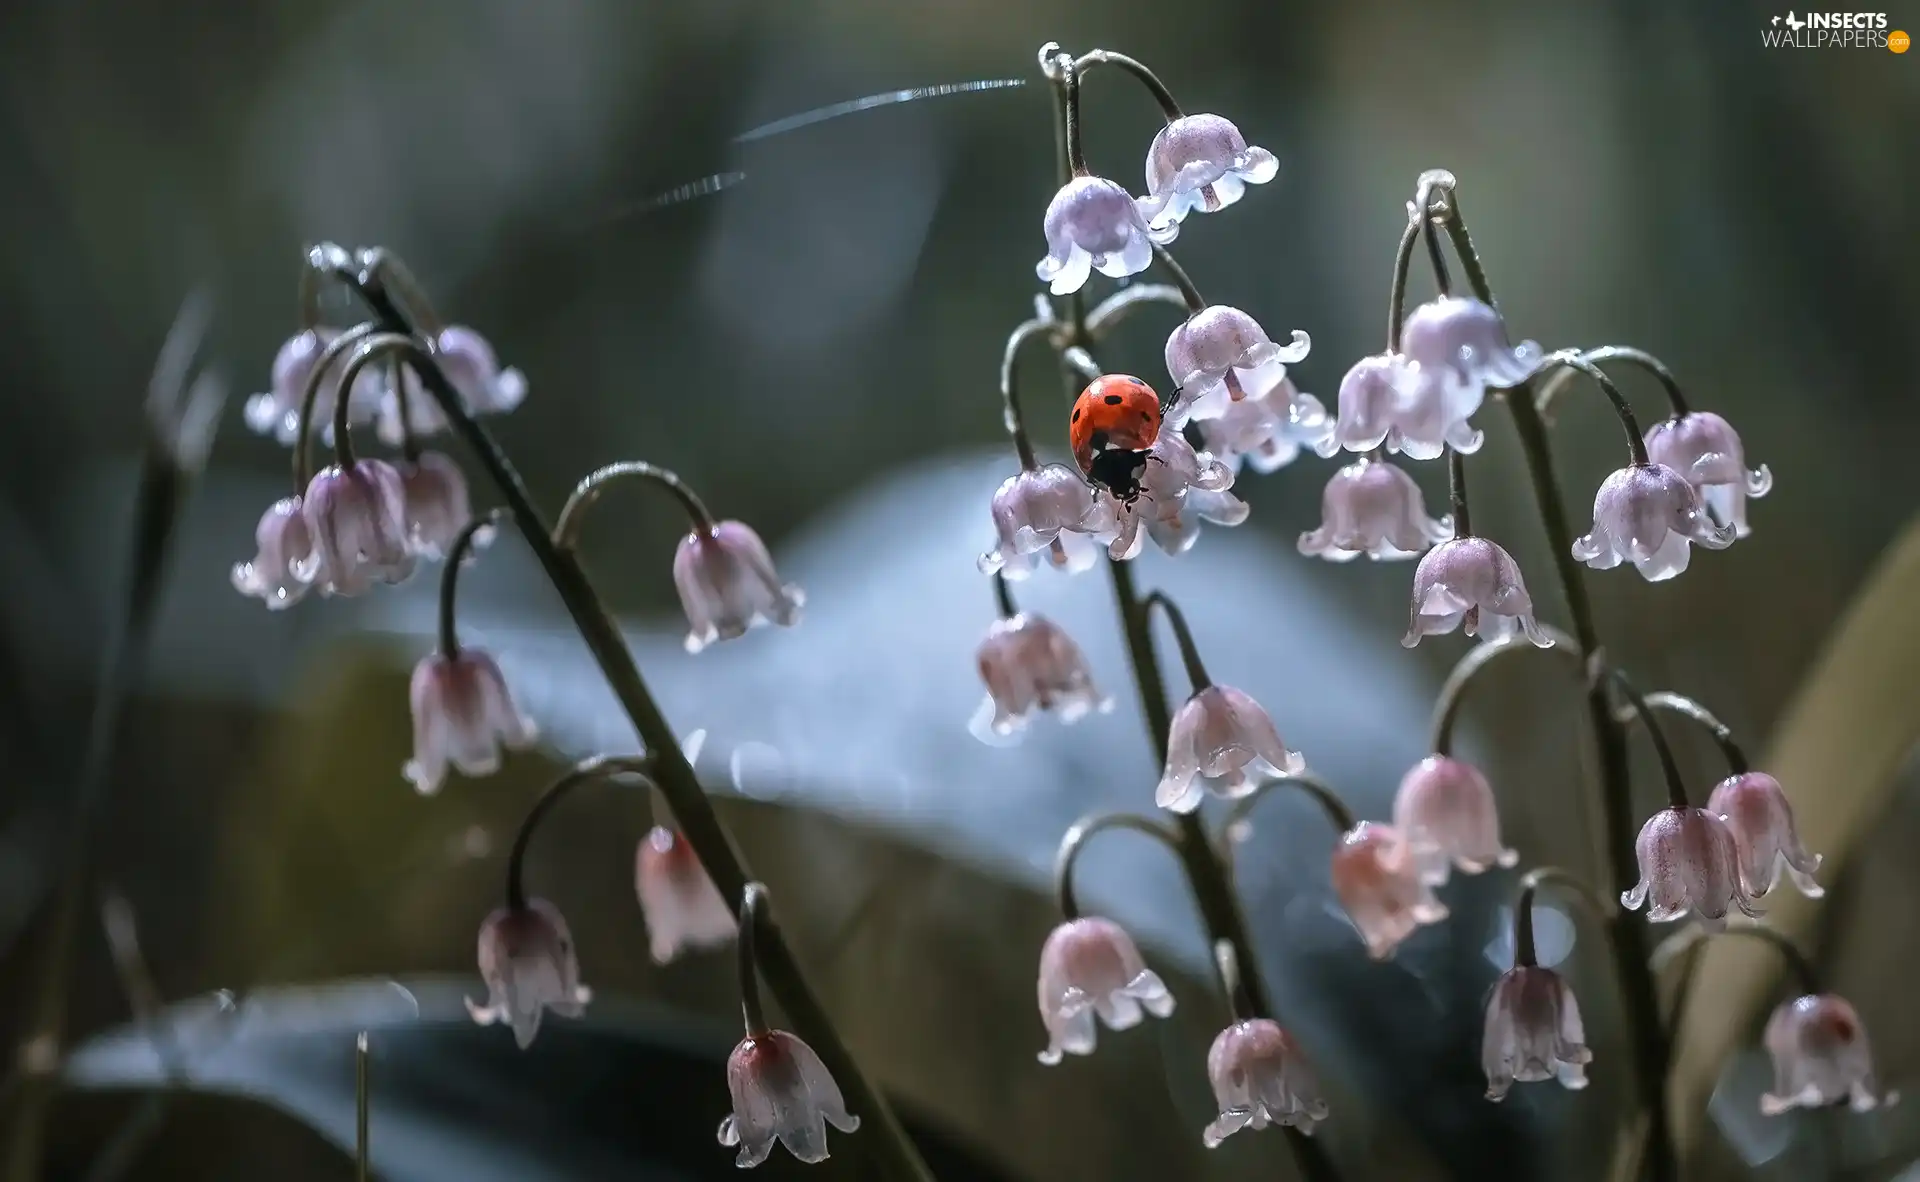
(1761, 994), (1896, 1115)
(1107, 432), (1247, 561)
(1298, 457), (1452, 563)
(1402, 537), (1551, 648)
(1202, 1019), (1327, 1146)
(1329, 822), (1448, 960)
(1138, 114), (1278, 231)
(1706, 772), (1823, 900)
(297, 459), (417, 595)
(403, 649), (539, 795)
(1572, 463), (1734, 581)
(1399, 295), (1544, 413)
(635, 826), (735, 965)
(397, 451), (473, 560)
(1644, 411), (1771, 539)
(717, 1030), (861, 1167)
(1163, 304), (1312, 425)
(244, 327), (385, 445)
(376, 325), (530, 445)
(1327, 350), (1480, 461)
(1036, 175), (1177, 296)
(979, 464), (1105, 579)
(1392, 755), (1518, 885)
(464, 898), (590, 1049)
(1035, 917), (1174, 1065)
(971, 613), (1111, 743)
(1194, 377), (1333, 474)
(1620, 806), (1759, 929)
(1482, 966), (1591, 1101)
(673, 521), (804, 653)
(1157, 685), (1306, 814)
(232, 496), (317, 609)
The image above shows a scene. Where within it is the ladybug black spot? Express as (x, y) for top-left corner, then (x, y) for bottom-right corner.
(1103, 394), (1123, 406)
(1071, 408), (1081, 423)
(1140, 409), (1154, 420)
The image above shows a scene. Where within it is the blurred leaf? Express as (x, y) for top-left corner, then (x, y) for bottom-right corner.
(1671, 510), (1920, 1163)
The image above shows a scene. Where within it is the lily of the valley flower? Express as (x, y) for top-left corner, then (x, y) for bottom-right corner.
(1036, 175), (1177, 296)
(979, 464), (1106, 579)
(718, 1030), (861, 1167)
(1035, 917), (1174, 1065)
(375, 325), (530, 446)
(1297, 457), (1452, 562)
(1399, 295), (1544, 421)
(1138, 114), (1278, 231)
(1621, 806), (1760, 929)
(465, 899), (591, 1049)
(1706, 772), (1823, 900)
(398, 450), (473, 560)
(1329, 353), (1446, 458)
(1482, 966), (1592, 1101)
(297, 459), (417, 595)
(403, 649), (540, 795)
(1402, 537), (1552, 649)
(971, 613), (1111, 744)
(673, 521), (805, 653)
(636, 826), (736, 965)
(1329, 822), (1448, 960)
(1644, 410), (1771, 539)
(1195, 377), (1332, 474)
(1572, 463), (1735, 581)
(1162, 304), (1312, 426)
(244, 327), (385, 445)
(232, 497), (317, 609)
(1392, 755), (1518, 885)
(1202, 1020), (1328, 1147)
(1761, 994), (1896, 1115)
(1157, 684), (1306, 813)
(1107, 431), (1248, 560)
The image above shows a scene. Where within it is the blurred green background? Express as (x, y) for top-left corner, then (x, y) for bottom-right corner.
(2, 0), (1919, 1179)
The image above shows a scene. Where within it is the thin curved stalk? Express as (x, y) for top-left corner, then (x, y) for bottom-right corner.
(437, 511), (504, 658)
(292, 323), (386, 493)
(325, 252), (935, 1182)
(1086, 285), (1187, 339)
(1617, 690), (1749, 776)
(999, 317), (1055, 471)
(1149, 244), (1206, 314)
(1053, 812), (1182, 920)
(552, 461), (716, 551)
(1140, 589), (1212, 694)
(1070, 48), (1184, 121)
(1428, 629), (1580, 755)
(1534, 351), (1652, 466)
(738, 883), (771, 1037)
(1218, 772), (1357, 848)
(1539, 347), (1690, 423)
(1608, 671), (1693, 811)
(1512, 866), (1615, 968)
(505, 755), (652, 911)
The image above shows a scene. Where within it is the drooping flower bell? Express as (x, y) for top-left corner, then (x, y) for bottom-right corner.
(636, 826), (736, 965)
(375, 325), (530, 446)
(1572, 463), (1735, 581)
(232, 496), (317, 609)
(978, 464), (1106, 579)
(1297, 457), (1452, 562)
(1162, 304), (1313, 426)
(1138, 114), (1279, 231)
(1402, 537), (1552, 648)
(1482, 966), (1592, 1101)
(465, 898), (591, 1049)
(1392, 755), (1518, 885)
(1037, 175), (1177, 296)
(971, 613), (1112, 743)
(1202, 1020), (1328, 1146)
(297, 459), (417, 595)
(403, 649), (540, 795)
(1329, 822), (1449, 960)
(1156, 684), (1306, 814)
(718, 1030), (861, 1167)
(1195, 377), (1332, 474)
(1035, 916), (1174, 1065)
(243, 327), (386, 445)
(1706, 772), (1823, 900)
(397, 450), (473, 560)
(1620, 806), (1760, 929)
(674, 521), (805, 653)
(1760, 994), (1896, 1115)
(1107, 431), (1248, 561)
(1644, 410), (1771, 539)
(1399, 295), (1544, 425)
(1328, 353), (1431, 457)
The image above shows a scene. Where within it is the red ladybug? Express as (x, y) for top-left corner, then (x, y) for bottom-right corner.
(1070, 374), (1164, 502)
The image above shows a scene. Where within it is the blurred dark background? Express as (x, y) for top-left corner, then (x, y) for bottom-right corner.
(2, 0), (1918, 1179)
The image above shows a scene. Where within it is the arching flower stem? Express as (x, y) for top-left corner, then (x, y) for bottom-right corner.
(1536, 350), (1652, 466)
(1150, 243), (1207, 314)
(1141, 590), (1212, 693)
(1447, 446), (1473, 538)
(1070, 48), (1185, 122)
(1616, 690), (1750, 776)
(1427, 628), (1580, 755)
(437, 511), (504, 659)
(506, 754), (652, 912)
(738, 882), (772, 1037)
(1538, 346), (1692, 423)
(551, 461), (716, 551)
(291, 323), (386, 492)
(1512, 866), (1614, 968)
(1000, 317), (1055, 470)
(1607, 670), (1693, 811)
(1053, 811), (1183, 920)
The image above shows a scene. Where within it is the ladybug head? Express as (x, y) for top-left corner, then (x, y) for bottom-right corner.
(1086, 447), (1151, 504)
